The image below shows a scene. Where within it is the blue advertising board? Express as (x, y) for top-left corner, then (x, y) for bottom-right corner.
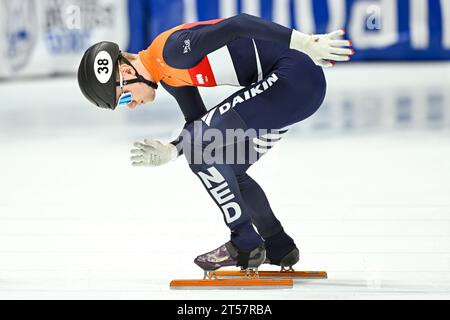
(127, 0), (450, 60)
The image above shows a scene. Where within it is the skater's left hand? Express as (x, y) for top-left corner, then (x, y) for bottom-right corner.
(130, 139), (178, 167)
(290, 29), (354, 68)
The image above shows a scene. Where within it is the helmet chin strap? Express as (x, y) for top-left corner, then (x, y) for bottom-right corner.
(115, 54), (158, 90)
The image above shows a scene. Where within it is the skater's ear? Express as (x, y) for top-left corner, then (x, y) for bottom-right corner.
(115, 52), (139, 80)
(118, 63), (136, 77)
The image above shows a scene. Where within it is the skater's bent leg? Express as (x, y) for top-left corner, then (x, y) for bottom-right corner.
(181, 49), (327, 259)
(182, 112), (264, 253)
(236, 173), (296, 262)
(189, 162), (263, 252)
(236, 173), (282, 238)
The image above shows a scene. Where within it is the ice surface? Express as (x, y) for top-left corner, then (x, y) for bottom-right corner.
(0, 63), (449, 299)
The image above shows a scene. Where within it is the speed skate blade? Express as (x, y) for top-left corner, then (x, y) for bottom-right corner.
(170, 278), (293, 289)
(215, 270), (328, 279)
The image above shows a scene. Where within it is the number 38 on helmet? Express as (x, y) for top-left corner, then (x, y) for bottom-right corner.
(77, 41), (121, 110)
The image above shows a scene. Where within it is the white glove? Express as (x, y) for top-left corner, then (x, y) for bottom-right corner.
(130, 139), (178, 167)
(290, 29), (354, 68)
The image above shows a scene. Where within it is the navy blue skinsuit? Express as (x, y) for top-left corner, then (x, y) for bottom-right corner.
(151, 14), (326, 261)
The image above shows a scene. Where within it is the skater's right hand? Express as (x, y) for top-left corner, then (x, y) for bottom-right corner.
(130, 139), (178, 167)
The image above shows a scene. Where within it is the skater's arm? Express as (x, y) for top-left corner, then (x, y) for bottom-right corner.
(161, 81), (209, 157)
(190, 13), (293, 50)
(161, 82), (207, 123)
(129, 83), (206, 166)
(164, 13), (354, 68)
(164, 14), (291, 68)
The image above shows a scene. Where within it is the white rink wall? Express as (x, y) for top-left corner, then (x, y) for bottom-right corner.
(0, 63), (449, 299)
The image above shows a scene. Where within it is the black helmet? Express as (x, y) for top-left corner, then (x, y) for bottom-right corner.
(78, 41), (120, 110)
(77, 41), (158, 110)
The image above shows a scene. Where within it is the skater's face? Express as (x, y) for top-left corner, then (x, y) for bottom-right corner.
(116, 63), (156, 109)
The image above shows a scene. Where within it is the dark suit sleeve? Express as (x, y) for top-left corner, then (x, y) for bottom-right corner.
(162, 81), (208, 157)
(161, 81), (208, 122)
(163, 13), (292, 68)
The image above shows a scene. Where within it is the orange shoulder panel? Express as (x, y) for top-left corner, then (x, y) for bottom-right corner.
(139, 18), (225, 87)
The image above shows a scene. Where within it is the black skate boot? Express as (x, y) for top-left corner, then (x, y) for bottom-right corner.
(264, 247), (300, 271)
(194, 241), (266, 277)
